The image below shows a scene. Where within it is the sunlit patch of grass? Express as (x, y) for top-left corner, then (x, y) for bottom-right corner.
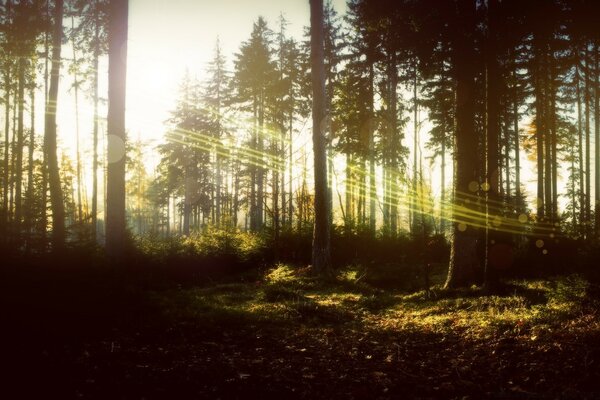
(362, 275), (592, 340)
(265, 264), (297, 284)
(147, 268), (595, 348)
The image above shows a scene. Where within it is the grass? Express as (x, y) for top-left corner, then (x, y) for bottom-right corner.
(1, 262), (599, 398)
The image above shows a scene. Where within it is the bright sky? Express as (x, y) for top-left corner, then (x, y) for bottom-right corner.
(126, 0), (348, 145)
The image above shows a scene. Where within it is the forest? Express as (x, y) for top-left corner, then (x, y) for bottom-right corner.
(1, 0), (600, 398)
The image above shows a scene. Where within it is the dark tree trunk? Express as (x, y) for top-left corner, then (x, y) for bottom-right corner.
(445, 0), (479, 289)
(15, 58), (25, 238)
(576, 58), (585, 236)
(92, 0), (100, 242)
(595, 43), (600, 238)
(310, 0), (332, 275)
(106, 0), (129, 261)
(584, 46), (591, 238)
(44, 0), (65, 251)
(534, 35), (545, 221)
(390, 52), (398, 236)
(1, 0), (11, 241)
(483, 0), (500, 292)
(26, 72), (36, 242)
(368, 62), (376, 232)
(513, 71), (521, 210)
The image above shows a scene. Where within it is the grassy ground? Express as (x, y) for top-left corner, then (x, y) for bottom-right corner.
(1, 263), (599, 399)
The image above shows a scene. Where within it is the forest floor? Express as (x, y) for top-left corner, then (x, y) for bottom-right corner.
(1, 262), (600, 399)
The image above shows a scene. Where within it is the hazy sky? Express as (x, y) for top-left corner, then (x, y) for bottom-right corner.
(126, 0), (348, 143)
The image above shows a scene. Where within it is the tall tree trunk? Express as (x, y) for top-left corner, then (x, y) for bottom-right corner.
(595, 42), (600, 238)
(257, 91), (265, 229)
(106, 0), (129, 260)
(26, 72), (36, 242)
(272, 140), (280, 244)
(345, 152), (352, 232)
(288, 102), (294, 229)
(233, 156), (239, 227)
(72, 17), (83, 225)
(440, 65), (448, 235)
(182, 167), (191, 235)
(92, 0), (100, 243)
(390, 52), (398, 236)
(504, 118), (511, 199)
(310, 0), (332, 275)
(445, 0), (479, 289)
(368, 62), (376, 232)
(1, 0), (11, 242)
(513, 72), (521, 210)
(44, 0), (65, 251)
(534, 36), (545, 221)
(412, 60), (419, 236)
(3, 67), (10, 239)
(550, 70), (558, 221)
(14, 57), (25, 239)
(543, 50), (552, 221)
(576, 57), (585, 236)
(484, 0), (500, 292)
(584, 45), (591, 238)
(250, 99), (257, 231)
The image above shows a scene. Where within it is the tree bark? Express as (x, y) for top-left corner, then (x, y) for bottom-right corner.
(310, 0), (332, 275)
(584, 45), (591, 238)
(483, 0), (500, 292)
(444, 0), (479, 289)
(14, 57), (25, 237)
(44, 0), (66, 251)
(92, 0), (100, 243)
(106, 0), (129, 261)
(595, 42), (600, 238)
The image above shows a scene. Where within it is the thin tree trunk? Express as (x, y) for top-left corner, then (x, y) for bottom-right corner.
(390, 52), (398, 236)
(576, 57), (585, 236)
(345, 152), (352, 232)
(368, 62), (376, 232)
(412, 60), (419, 236)
(288, 102), (294, 229)
(257, 92), (264, 229)
(544, 50), (552, 221)
(71, 17), (83, 225)
(3, 66), (10, 237)
(15, 57), (26, 239)
(513, 73), (521, 210)
(595, 42), (600, 238)
(183, 167), (191, 235)
(535, 37), (545, 221)
(584, 45), (591, 238)
(26, 71), (36, 242)
(92, 0), (100, 242)
(550, 71), (558, 220)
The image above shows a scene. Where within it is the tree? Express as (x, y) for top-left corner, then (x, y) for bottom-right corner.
(69, 0), (109, 242)
(309, 0), (332, 275)
(232, 17), (277, 232)
(444, 0), (480, 289)
(44, 0), (65, 251)
(204, 39), (230, 228)
(105, 0), (128, 260)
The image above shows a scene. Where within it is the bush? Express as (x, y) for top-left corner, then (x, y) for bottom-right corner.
(133, 227), (268, 275)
